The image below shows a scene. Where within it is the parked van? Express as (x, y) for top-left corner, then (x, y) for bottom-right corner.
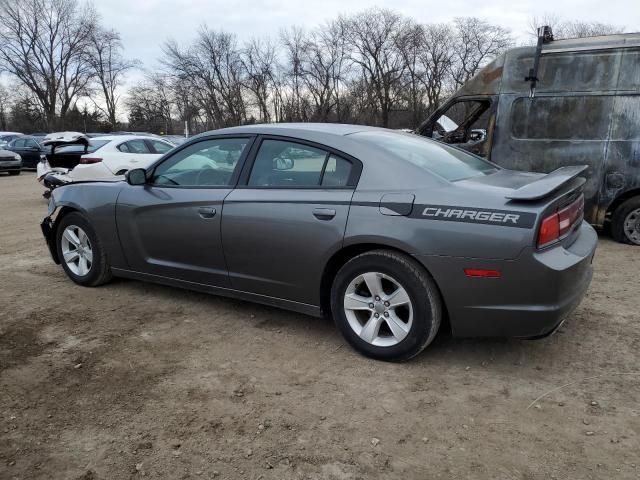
(417, 29), (640, 245)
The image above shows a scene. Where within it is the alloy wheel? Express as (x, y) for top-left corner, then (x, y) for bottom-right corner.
(61, 225), (93, 276)
(343, 272), (413, 347)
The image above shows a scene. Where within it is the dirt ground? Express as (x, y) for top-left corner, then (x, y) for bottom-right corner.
(0, 172), (639, 480)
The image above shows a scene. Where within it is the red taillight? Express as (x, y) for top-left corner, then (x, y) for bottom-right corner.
(538, 213), (560, 247)
(464, 268), (501, 278)
(80, 157), (102, 164)
(537, 194), (584, 248)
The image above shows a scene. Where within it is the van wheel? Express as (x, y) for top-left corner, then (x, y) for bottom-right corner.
(611, 197), (640, 246)
(330, 250), (442, 361)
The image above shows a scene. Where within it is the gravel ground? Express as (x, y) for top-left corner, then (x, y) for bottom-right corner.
(1, 172), (639, 480)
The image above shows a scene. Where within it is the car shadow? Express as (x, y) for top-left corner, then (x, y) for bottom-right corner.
(108, 276), (560, 369)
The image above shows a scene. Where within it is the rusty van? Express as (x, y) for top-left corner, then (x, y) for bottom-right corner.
(417, 28), (640, 245)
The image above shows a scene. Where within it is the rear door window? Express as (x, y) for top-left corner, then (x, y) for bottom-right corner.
(118, 140), (152, 154)
(248, 139), (353, 188)
(149, 140), (174, 154)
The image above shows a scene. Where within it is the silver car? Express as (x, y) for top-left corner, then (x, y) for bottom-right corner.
(41, 124), (597, 360)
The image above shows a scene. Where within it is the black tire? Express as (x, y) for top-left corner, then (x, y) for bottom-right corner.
(330, 249), (442, 361)
(56, 211), (112, 286)
(8, 170), (20, 175)
(611, 197), (640, 246)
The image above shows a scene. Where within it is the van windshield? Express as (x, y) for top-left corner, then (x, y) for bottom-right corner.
(351, 131), (497, 181)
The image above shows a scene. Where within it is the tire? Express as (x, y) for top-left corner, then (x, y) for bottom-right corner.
(611, 197), (640, 246)
(330, 250), (442, 361)
(8, 170), (20, 175)
(56, 211), (112, 286)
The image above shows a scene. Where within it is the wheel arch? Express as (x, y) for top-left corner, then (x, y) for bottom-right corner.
(606, 188), (640, 220)
(319, 242), (450, 332)
(46, 205), (83, 264)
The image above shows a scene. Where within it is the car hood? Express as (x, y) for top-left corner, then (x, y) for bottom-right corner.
(0, 148), (18, 157)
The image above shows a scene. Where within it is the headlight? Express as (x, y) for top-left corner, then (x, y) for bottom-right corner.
(14, 154), (21, 161)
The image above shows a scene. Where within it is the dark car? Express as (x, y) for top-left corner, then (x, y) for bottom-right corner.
(417, 30), (640, 245)
(41, 124), (596, 361)
(6, 136), (44, 168)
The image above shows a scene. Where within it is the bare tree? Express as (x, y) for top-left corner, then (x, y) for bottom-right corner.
(126, 74), (174, 133)
(420, 23), (454, 112)
(528, 15), (624, 39)
(241, 37), (278, 123)
(341, 8), (411, 127)
(280, 26), (309, 121)
(449, 17), (512, 88)
(297, 21), (350, 122)
(0, 83), (11, 129)
(163, 27), (246, 129)
(0, 0), (97, 130)
(88, 28), (139, 128)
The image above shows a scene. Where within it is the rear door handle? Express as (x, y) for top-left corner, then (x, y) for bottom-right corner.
(313, 208), (336, 220)
(197, 206), (217, 218)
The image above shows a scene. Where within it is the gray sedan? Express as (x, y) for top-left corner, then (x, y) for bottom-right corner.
(41, 124), (597, 360)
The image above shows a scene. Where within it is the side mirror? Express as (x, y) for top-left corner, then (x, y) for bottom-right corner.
(274, 158), (294, 170)
(126, 168), (147, 185)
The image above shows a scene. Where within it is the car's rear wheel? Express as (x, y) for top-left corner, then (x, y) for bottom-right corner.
(56, 212), (112, 286)
(611, 197), (640, 246)
(331, 250), (442, 361)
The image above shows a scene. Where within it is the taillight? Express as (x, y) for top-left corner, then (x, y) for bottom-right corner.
(538, 213), (560, 247)
(537, 194), (584, 248)
(80, 157), (102, 164)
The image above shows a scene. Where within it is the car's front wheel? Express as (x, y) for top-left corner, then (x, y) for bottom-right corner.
(331, 250), (442, 361)
(56, 212), (112, 287)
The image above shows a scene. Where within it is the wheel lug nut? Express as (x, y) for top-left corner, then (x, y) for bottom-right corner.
(369, 303), (374, 309)
(374, 313), (379, 318)
(384, 312), (389, 317)
(375, 296), (380, 301)
(384, 301), (389, 307)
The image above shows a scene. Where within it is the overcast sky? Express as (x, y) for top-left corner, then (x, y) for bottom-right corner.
(95, 0), (639, 74)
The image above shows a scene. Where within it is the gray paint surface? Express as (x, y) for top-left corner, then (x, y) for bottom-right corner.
(43, 124), (597, 338)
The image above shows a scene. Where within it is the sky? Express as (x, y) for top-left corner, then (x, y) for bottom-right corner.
(94, 0), (640, 76)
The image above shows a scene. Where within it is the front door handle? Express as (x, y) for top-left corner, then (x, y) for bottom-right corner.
(197, 206), (217, 218)
(313, 208), (336, 220)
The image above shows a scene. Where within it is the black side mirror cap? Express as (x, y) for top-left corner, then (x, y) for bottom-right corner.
(126, 168), (147, 185)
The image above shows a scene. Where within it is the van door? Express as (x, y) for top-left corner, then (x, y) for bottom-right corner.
(417, 96), (497, 158)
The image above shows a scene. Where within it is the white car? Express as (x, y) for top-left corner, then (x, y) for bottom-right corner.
(67, 135), (175, 181)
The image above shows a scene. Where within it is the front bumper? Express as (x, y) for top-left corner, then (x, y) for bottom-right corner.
(416, 221), (598, 338)
(0, 159), (22, 171)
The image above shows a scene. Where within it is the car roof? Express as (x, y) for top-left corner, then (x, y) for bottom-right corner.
(92, 135), (170, 142)
(208, 122), (382, 137)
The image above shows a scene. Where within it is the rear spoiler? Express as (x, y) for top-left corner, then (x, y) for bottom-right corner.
(505, 166), (588, 201)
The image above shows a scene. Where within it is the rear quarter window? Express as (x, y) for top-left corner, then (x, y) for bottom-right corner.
(351, 131), (497, 181)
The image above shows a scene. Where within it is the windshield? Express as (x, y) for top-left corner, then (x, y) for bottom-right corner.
(55, 139), (109, 154)
(350, 131), (497, 181)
